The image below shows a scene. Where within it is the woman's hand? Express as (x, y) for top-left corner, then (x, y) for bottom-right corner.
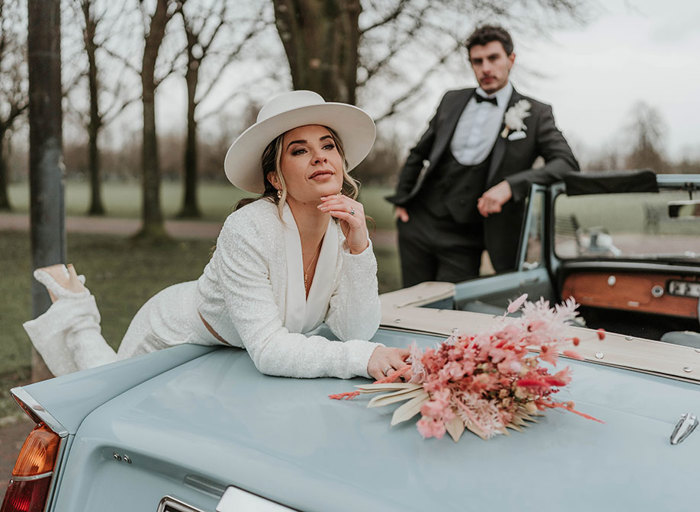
(367, 346), (411, 381)
(318, 194), (369, 254)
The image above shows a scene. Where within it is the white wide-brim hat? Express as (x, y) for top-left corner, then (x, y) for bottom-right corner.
(224, 90), (376, 193)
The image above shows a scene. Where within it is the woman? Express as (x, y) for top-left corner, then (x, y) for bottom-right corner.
(24, 90), (408, 381)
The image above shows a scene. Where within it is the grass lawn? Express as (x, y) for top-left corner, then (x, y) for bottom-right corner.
(7, 180), (399, 230)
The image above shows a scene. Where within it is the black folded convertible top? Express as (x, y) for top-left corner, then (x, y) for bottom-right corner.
(564, 170), (659, 196)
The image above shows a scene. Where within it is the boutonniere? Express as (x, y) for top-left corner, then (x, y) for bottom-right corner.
(501, 99), (531, 139)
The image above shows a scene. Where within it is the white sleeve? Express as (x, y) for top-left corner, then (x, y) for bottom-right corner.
(325, 241), (382, 342)
(215, 222), (380, 379)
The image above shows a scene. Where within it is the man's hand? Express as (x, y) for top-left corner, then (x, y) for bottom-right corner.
(477, 180), (512, 217)
(394, 206), (410, 223)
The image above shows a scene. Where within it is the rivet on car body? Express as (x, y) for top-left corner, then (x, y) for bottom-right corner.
(683, 367), (693, 373)
(394, 318), (401, 323)
(651, 285), (664, 298)
(113, 452), (121, 461)
(624, 336), (634, 341)
(595, 352), (604, 359)
(607, 276), (616, 286)
(123, 455), (132, 464)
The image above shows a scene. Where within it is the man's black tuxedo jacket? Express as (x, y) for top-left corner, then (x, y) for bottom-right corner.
(386, 87), (579, 271)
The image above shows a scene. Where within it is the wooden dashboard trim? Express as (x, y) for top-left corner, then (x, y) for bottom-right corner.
(561, 271), (699, 319)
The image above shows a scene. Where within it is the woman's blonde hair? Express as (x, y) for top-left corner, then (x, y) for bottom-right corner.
(236, 126), (359, 213)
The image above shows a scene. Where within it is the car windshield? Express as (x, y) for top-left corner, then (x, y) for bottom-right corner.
(554, 190), (700, 261)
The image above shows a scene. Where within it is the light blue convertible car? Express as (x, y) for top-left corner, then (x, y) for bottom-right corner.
(3, 172), (699, 512)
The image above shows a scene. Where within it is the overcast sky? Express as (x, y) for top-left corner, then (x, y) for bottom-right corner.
(150, 0), (699, 166)
(507, 0), (700, 162)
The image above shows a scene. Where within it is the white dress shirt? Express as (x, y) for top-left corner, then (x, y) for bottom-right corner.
(449, 82), (513, 165)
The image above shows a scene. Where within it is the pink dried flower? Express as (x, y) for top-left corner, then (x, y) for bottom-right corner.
(332, 295), (602, 439)
(507, 293), (528, 314)
(417, 417), (447, 439)
(408, 342), (426, 384)
(563, 350), (583, 360)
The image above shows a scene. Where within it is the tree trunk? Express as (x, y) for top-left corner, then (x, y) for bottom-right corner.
(273, 0), (361, 104)
(27, 0), (65, 381)
(83, 0), (105, 216)
(137, 0), (170, 239)
(178, 50), (201, 218)
(0, 130), (11, 211)
(87, 113), (104, 215)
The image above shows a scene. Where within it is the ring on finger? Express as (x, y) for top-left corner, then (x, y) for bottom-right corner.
(350, 208), (356, 216)
(383, 366), (392, 375)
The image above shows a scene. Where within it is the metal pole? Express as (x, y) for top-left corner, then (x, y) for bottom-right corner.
(27, 0), (65, 381)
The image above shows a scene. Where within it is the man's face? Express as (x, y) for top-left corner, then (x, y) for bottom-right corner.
(468, 40), (515, 94)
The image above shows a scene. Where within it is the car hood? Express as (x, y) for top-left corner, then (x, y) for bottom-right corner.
(61, 336), (700, 512)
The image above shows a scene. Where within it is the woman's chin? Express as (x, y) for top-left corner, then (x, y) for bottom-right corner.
(316, 184), (342, 197)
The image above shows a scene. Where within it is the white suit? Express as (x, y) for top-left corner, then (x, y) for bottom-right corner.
(24, 200), (382, 379)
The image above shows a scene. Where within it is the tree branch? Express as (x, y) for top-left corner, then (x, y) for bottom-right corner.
(101, 45), (140, 75)
(360, 0), (409, 35)
(194, 21), (262, 103)
(374, 40), (461, 123)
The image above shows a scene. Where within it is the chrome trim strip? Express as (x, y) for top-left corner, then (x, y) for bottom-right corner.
(184, 474), (227, 497)
(10, 387), (69, 437)
(217, 486), (298, 511)
(10, 472), (54, 482)
(657, 174), (700, 186)
(157, 495), (206, 512)
(562, 261), (700, 274)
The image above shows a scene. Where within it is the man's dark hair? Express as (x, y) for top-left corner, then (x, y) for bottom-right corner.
(466, 25), (514, 57)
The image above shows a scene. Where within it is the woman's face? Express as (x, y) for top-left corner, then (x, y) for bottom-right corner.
(273, 124), (344, 205)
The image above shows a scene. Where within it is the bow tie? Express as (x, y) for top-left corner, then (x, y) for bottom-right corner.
(475, 94), (498, 106)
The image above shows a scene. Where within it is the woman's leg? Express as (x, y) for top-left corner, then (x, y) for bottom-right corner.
(116, 280), (208, 360)
(23, 264), (117, 376)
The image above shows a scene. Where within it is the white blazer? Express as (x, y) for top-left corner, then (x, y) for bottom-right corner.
(24, 199), (382, 379)
(195, 200), (382, 379)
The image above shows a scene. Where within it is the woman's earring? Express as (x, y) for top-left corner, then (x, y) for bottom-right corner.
(276, 189), (282, 200)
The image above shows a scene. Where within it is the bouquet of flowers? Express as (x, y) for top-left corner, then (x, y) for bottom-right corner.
(330, 295), (603, 442)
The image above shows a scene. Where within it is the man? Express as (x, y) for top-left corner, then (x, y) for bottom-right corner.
(386, 25), (579, 287)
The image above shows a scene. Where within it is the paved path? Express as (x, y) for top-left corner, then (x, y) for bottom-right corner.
(0, 213), (398, 247)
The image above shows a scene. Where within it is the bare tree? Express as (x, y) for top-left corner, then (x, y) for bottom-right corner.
(273, 0), (362, 103)
(28, 0), (65, 380)
(624, 101), (668, 172)
(272, 0), (585, 112)
(67, 0), (140, 216)
(176, 0), (265, 218)
(584, 142), (623, 172)
(137, 0), (179, 239)
(0, 0), (29, 211)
